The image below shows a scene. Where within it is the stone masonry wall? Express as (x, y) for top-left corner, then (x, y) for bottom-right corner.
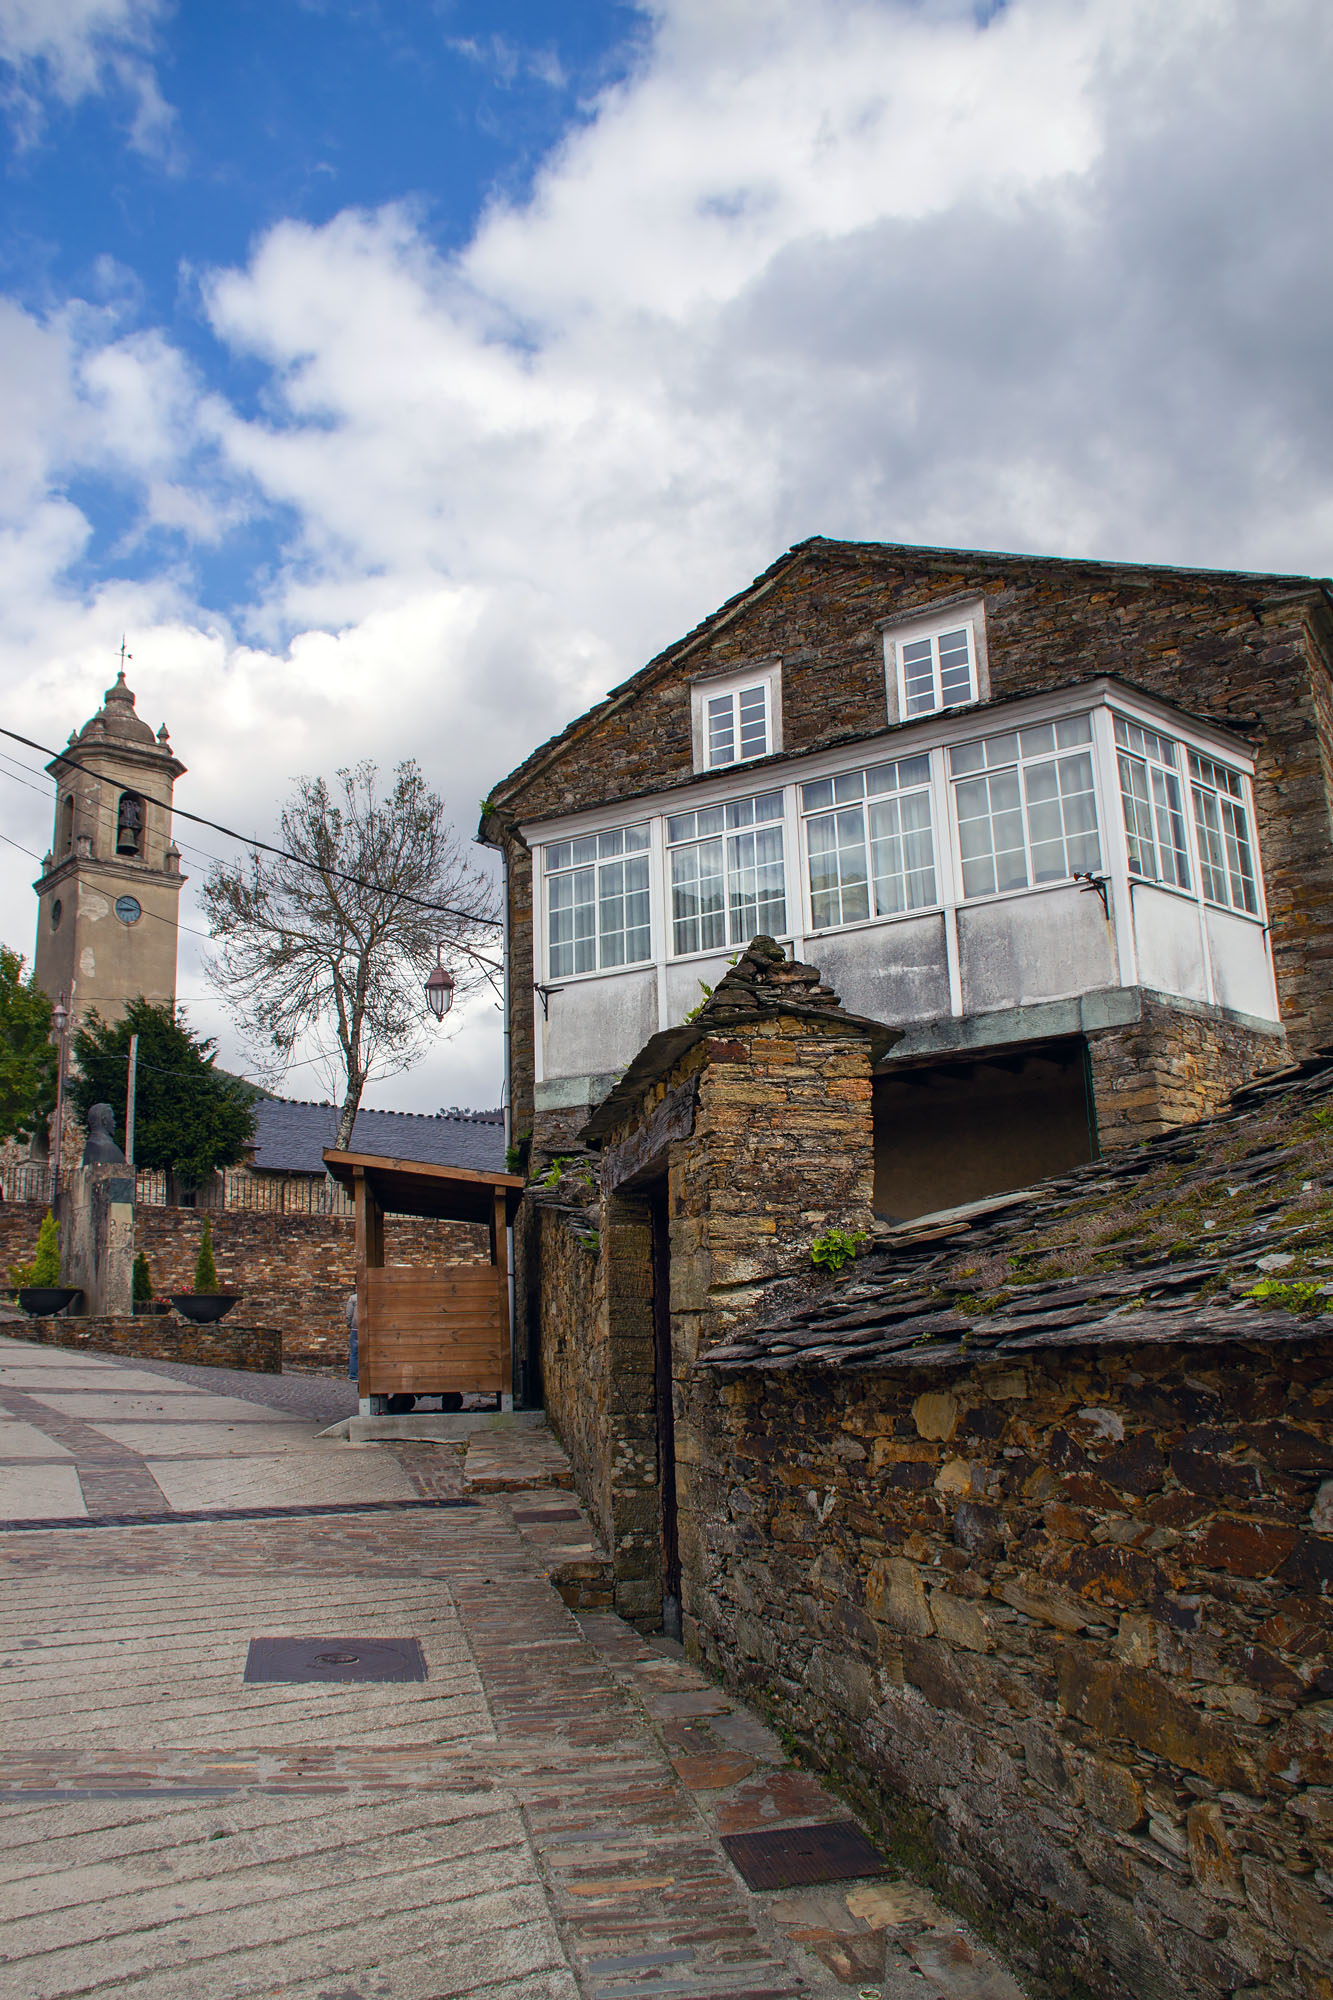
(1088, 995), (1289, 1147)
(531, 1200), (612, 1547)
(684, 1339), (1333, 2000)
(494, 543), (1333, 1146)
(0, 1202), (489, 1367)
(16, 1315), (281, 1373)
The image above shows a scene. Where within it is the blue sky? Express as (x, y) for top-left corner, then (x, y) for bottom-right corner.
(0, 0), (1330, 1113)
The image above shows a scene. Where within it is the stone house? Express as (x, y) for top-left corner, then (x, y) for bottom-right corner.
(482, 536), (1333, 1205)
(481, 539), (1333, 1997)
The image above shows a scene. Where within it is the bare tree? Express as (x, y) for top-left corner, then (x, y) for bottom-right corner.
(202, 761), (499, 1149)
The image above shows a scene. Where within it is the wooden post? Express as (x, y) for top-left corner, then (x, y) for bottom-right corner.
(493, 1189), (513, 1409)
(353, 1168), (384, 1403)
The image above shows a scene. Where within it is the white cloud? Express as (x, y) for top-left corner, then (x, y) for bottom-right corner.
(0, 0), (173, 152)
(0, 0), (1330, 1111)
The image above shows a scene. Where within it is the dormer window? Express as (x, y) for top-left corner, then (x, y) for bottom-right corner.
(882, 600), (988, 722)
(116, 790), (145, 857)
(691, 663), (781, 773)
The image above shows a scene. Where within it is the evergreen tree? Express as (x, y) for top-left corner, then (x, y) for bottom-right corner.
(193, 1219), (219, 1293)
(0, 947), (58, 1145)
(132, 1252), (153, 1304)
(71, 999), (256, 1188)
(9, 1211), (60, 1288)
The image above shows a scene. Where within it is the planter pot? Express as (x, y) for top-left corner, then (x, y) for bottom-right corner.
(16, 1287), (83, 1316)
(169, 1294), (240, 1325)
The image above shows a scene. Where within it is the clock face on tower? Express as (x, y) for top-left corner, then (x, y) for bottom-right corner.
(114, 895), (142, 925)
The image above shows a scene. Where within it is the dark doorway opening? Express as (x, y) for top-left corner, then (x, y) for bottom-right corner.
(873, 1035), (1096, 1222)
(649, 1183), (681, 1641)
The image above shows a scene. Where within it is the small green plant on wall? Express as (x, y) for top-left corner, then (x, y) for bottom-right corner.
(809, 1226), (866, 1273)
(132, 1251), (153, 1306)
(194, 1219), (219, 1293)
(9, 1210), (60, 1288)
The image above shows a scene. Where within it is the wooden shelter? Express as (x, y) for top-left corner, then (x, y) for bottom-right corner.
(323, 1149), (525, 1408)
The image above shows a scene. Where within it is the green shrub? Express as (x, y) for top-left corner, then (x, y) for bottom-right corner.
(9, 1210), (61, 1288)
(810, 1227), (867, 1273)
(193, 1219), (219, 1293)
(132, 1251), (153, 1305)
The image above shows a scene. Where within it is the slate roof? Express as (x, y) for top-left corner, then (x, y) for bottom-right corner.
(249, 1100), (505, 1177)
(704, 1051), (1333, 1374)
(481, 536), (1330, 823)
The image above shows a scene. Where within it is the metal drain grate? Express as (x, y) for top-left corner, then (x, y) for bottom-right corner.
(721, 1819), (886, 1890)
(511, 1506), (582, 1523)
(243, 1637), (427, 1684)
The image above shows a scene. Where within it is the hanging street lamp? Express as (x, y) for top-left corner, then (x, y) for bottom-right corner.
(424, 948), (455, 1022)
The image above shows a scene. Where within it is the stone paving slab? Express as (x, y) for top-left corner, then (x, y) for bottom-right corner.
(0, 1336), (1030, 2000)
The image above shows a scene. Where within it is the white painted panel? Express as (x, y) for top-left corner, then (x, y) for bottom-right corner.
(665, 954), (734, 1027)
(1205, 907), (1279, 1020)
(959, 887), (1117, 1014)
(1131, 886), (1210, 1003)
(542, 969), (658, 1081)
(806, 916), (951, 1024)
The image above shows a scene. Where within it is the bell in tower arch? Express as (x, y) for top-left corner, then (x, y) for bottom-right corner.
(116, 790), (145, 857)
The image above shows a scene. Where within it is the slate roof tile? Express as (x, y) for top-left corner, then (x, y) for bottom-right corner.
(250, 1100), (505, 1177)
(703, 1051), (1333, 1374)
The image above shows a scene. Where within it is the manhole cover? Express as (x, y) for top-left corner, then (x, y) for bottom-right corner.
(721, 1820), (886, 1890)
(243, 1637), (427, 1684)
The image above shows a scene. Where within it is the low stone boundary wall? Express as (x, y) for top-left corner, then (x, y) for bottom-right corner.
(0, 1202), (489, 1367)
(13, 1315), (281, 1373)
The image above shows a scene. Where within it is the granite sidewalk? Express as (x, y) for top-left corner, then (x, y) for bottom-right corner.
(0, 1333), (1027, 2000)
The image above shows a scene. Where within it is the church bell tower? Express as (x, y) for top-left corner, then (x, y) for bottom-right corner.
(33, 669), (186, 1028)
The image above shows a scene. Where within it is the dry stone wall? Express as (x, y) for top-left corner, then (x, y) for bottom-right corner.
(1088, 995), (1288, 1144)
(683, 1339), (1333, 2000)
(14, 1314), (281, 1373)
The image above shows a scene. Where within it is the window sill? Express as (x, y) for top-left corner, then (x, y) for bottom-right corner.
(806, 905), (944, 940)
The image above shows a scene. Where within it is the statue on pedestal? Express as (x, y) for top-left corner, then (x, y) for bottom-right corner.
(81, 1104), (126, 1165)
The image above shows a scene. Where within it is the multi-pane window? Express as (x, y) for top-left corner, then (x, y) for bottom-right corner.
(801, 754), (936, 929)
(950, 715), (1100, 899)
(667, 791), (786, 954)
(1115, 716), (1190, 889)
(898, 625), (977, 718)
(545, 826), (651, 978)
(1189, 752), (1259, 914)
(705, 682), (770, 768)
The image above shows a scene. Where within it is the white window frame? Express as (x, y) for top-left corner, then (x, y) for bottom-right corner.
(541, 823), (654, 982)
(800, 752), (939, 934)
(690, 662), (782, 774)
(665, 789), (788, 958)
(1188, 749), (1261, 918)
(948, 713), (1103, 902)
(882, 599), (987, 723)
(1113, 714), (1192, 892)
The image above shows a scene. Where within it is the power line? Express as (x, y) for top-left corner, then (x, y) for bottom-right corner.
(0, 720), (504, 949)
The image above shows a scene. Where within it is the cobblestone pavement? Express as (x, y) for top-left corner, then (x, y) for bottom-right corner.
(0, 1335), (1026, 2000)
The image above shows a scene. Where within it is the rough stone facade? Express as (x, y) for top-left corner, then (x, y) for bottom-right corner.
(14, 1314), (281, 1373)
(0, 1203), (489, 1367)
(683, 1341), (1333, 2000)
(539, 939), (889, 1623)
(1087, 992), (1288, 1144)
(484, 538), (1333, 1163)
(531, 962), (1333, 2000)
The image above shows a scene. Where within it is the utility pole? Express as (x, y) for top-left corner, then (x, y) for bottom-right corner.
(125, 1032), (139, 1172)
